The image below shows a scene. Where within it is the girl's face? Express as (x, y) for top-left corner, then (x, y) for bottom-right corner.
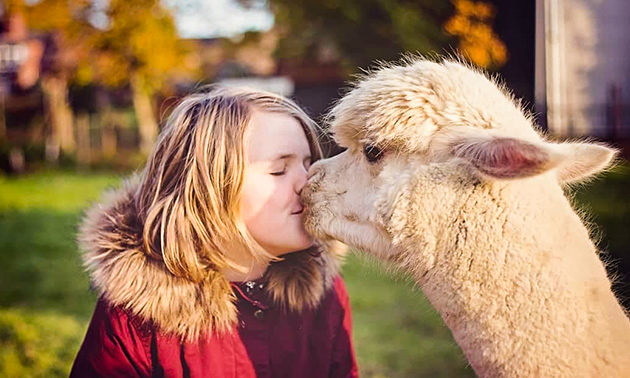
(240, 110), (314, 257)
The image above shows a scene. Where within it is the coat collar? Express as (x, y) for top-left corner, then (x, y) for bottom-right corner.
(78, 176), (345, 341)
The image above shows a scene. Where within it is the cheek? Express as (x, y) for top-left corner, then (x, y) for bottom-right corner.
(240, 175), (291, 226)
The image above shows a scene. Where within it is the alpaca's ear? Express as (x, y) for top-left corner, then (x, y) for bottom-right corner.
(451, 136), (564, 180)
(552, 142), (617, 183)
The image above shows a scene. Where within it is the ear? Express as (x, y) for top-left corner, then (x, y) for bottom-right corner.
(451, 136), (564, 180)
(551, 142), (617, 183)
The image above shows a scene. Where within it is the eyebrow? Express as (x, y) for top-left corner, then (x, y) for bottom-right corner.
(272, 153), (312, 161)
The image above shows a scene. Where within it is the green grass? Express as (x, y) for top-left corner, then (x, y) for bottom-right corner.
(0, 171), (120, 378)
(0, 164), (628, 377)
(571, 163), (630, 308)
(343, 256), (473, 377)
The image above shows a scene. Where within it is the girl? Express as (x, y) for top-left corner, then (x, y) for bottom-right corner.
(70, 87), (358, 377)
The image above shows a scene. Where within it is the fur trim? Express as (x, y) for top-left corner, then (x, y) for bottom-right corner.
(78, 176), (345, 341)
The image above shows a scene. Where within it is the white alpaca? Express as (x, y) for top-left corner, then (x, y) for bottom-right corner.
(302, 58), (630, 377)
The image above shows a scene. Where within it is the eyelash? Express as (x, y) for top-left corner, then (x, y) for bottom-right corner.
(270, 160), (311, 176)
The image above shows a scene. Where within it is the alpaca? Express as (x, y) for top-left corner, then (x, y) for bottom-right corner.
(301, 58), (630, 377)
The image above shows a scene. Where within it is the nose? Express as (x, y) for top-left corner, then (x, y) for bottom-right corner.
(295, 164), (309, 194)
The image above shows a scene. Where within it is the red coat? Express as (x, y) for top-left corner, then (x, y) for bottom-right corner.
(71, 276), (357, 377)
(71, 177), (357, 378)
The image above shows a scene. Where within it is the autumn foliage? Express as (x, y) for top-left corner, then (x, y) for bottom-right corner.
(444, 0), (507, 70)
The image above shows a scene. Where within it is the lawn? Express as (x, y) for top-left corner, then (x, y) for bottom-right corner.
(0, 164), (628, 377)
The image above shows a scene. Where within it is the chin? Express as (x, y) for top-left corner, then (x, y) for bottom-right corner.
(299, 235), (315, 249)
(266, 236), (314, 257)
(289, 235), (315, 253)
(299, 235), (317, 250)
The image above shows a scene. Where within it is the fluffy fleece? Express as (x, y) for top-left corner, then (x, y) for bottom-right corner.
(78, 176), (344, 341)
(302, 57), (630, 377)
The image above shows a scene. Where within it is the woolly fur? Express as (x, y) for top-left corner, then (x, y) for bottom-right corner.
(79, 176), (344, 342)
(303, 57), (630, 377)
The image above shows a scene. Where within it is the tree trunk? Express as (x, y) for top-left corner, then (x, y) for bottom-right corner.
(100, 108), (118, 159)
(76, 111), (91, 168)
(0, 93), (6, 141)
(41, 76), (74, 162)
(131, 74), (158, 156)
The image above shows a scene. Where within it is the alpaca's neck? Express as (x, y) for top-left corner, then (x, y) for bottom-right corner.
(400, 177), (630, 378)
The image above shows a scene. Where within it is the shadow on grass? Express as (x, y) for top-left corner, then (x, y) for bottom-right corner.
(0, 172), (120, 377)
(0, 207), (97, 377)
(0, 208), (96, 320)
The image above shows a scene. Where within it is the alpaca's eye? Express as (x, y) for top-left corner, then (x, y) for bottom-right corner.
(363, 144), (384, 163)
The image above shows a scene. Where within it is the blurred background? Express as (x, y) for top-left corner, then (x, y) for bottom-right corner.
(0, 0), (628, 376)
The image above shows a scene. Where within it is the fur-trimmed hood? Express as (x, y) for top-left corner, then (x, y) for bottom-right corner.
(78, 176), (345, 341)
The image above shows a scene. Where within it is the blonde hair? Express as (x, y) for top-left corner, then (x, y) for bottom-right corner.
(135, 86), (323, 283)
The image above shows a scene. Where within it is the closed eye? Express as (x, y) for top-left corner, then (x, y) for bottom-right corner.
(270, 169), (286, 176)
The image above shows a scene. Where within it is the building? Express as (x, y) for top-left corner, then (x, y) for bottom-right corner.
(536, 0), (630, 139)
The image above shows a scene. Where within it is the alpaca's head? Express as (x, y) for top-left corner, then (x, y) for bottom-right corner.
(301, 58), (616, 260)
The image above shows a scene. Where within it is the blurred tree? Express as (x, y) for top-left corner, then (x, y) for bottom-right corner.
(77, 0), (198, 155)
(444, 0), (507, 70)
(257, 0), (453, 70)
(3, 0), (89, 161)
(8, 0), (197, 158)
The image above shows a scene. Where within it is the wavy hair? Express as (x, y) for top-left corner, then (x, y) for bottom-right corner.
(135, 86), (323, 283)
